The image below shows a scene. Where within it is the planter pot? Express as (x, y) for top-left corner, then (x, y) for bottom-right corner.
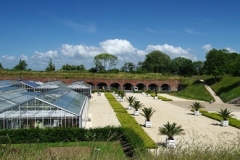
(154, 96), (158, 100)
(134, 110), (139, 116)
(194, 111), (200, 116)
(147, 94), (150, 97)
(221, 120), (229, 127)
(145, 121), (152, 128)
(166, 138), (176, 148)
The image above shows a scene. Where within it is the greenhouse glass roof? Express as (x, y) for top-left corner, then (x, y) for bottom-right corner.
(36, 87), (87, 115)
(68, 81), (91, 89)
(36, 81), (67, 89)
(0, 80), (15, 88)
(0, 86), (87, 116)
(0, 87), (39, 112)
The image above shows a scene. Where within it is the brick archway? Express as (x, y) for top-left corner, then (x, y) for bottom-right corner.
(12, 77), (180, 91)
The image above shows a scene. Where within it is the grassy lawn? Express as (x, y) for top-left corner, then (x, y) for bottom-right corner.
(1, 141), (127, 159)
(208, 76), (240, 102)
(170, 79), (214, 102)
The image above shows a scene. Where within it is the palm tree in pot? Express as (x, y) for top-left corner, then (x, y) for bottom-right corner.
(159, 121), (184, 148)
(118, 90), (126, 102)
(132, 100), (144, 116)
(190, 101), (204, 116)
(140, 107), (156, 127)
(154, 90), (158, 99)
(126, 96), (136, 110)
(217, 108), (233, 127)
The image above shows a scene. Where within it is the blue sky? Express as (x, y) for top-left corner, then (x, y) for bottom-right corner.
(1, 0), (240, 70)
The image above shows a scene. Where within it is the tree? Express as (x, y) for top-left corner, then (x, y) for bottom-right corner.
(93, 53), (118, 72)
(169, 57), (195, 76)
(142, 51), (170, 73)
(121, 62), (136, 72)
(203, 49), (227, 80)
(13, 59), (27, 70)
(45, 59), (55, 71)
(0, 63), (4, 70)
(193, 61), (204, 75)
(61, 64), (86, 71)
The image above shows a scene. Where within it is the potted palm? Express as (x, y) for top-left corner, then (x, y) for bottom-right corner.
(140, 107), (156, 127)
(118, 91), (126, 102)
(154, 90), (158, 100)
(159, 121), (184, 148)
(190, 101), (204, 116)
(217, 108), (233, 127)
(126, 96), (136, 110)
(132, 100), (144, 116)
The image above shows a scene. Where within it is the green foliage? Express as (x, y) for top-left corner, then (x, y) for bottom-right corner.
(171, 79), (213, 102)
(13, 59), (27, 70)
(170, 57), (196, 76)
(132, 100), (144, 111)
(158, 95), (173, 101)
(203, 49), (227, 78)
(217, 108), (233, 121)
(45, 58), (55, 71)
(94, 53), (119, 72)
(210, 76), (240, 102)
(126, 96), (137, 106)
(142, 50), (171, 73)
(159, 121), (184, 140)
(190, 101), (205, 111)
(0, 127), (123, 144)
(108, 100), (128, 113)
(140, 107), (156, 121)
(200, 110), (240, 128)
(117, 113), (157, 149)
(61, 63), (86, 71)
(105, 93), (157, 149)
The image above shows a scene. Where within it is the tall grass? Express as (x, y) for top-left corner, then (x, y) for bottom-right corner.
(1, 135), (240, 159)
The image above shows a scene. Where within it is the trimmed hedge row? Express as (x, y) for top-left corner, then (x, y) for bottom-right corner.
(105, 93), (157, 149)
(108, 100), (128, 113)
(200, 110), (240, 128)
(0, 126), (123, 144)
(149, 93), (172, 101)
(157, 95), (172, 101)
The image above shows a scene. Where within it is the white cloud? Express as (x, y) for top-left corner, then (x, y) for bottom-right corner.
(0, 39), (198, 70)
(32, 50), (59, 59)
(202, 44), (212, 52)
(61, 44), (101, 58)
(225, 47), (236, 53)
(146, 44), (195, 60)
(100, 39), (137, 55)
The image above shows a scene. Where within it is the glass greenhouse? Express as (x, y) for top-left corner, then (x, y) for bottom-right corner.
(0, 86), (89, 129)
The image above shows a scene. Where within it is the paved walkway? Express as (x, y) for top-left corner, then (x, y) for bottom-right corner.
(199, 79), (224, 104)
(86, 91), (240, 149)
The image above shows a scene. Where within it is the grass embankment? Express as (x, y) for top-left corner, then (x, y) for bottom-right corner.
(206, 76), (240, 102)
(170, 79), (214, 102)
(0, 70), (183, 80)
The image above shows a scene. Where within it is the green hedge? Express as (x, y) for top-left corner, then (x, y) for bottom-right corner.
(108, 100), (128, 113)
(158, 95), (172, 101)
(0, 126), (123, 144)
(105, 93), (157, 149)
(200, 110), (240, 128)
